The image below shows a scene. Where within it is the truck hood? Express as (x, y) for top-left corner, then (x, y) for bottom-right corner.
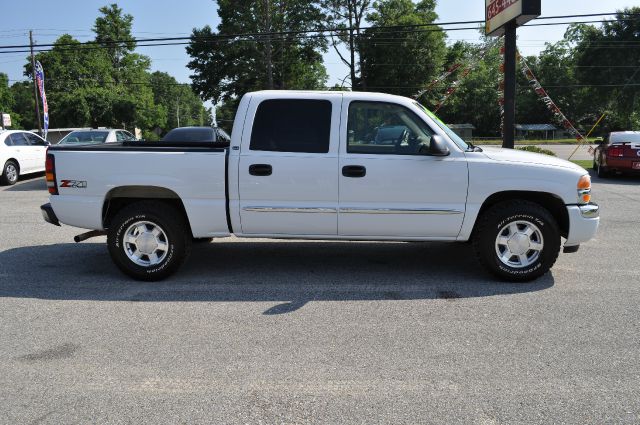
(480, 147), (585, 172)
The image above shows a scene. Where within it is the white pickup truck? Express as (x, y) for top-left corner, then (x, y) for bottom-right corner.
(41, 91), (599, 281)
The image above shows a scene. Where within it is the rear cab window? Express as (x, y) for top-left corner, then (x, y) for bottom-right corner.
(250, 99), (332, 154)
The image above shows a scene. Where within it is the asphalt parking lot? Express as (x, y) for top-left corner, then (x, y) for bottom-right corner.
(0, 172), (638, 424)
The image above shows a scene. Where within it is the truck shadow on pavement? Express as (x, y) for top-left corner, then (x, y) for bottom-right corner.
(1, 174), (47, 192)
(0, 241), (554, 314)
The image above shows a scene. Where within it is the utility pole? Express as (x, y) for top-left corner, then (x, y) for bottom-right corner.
(29, 30), (43, 136)
(176, 95), (180, 127)
(502, 21), (517, 149)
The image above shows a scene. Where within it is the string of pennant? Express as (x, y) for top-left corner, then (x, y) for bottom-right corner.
(413, 63), (462, 101)
(413, 38), (590, 153)
(517, 53), (592, 153)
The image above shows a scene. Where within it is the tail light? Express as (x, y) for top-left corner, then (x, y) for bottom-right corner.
(577, 175), (591, 204)
(45, 151), (58, 195)
(607, 146), (624, 157)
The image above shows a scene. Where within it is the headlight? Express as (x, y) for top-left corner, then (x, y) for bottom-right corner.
(577, 175), (591, 204)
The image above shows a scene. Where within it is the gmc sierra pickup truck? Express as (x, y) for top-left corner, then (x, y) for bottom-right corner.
(41, 91), (599, 282)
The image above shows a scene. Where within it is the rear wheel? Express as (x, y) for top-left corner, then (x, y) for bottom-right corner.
(107, 201), (192, 281)
(1, 160), (19, 186)
(473, 200), (560, 282)
(597, 161), (609, 178)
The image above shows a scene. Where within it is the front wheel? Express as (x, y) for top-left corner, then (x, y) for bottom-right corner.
(107, 201), (192, 281)
(472, 200), (560, 282)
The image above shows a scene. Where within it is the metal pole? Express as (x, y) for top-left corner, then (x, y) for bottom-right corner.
(29, 30), (43, 136)
(502, 21), (517, 149)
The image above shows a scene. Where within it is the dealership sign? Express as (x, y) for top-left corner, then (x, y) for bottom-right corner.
(485, 0), (541, 36)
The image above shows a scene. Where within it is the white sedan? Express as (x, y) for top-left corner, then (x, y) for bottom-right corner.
(0, 130), (49, 186)
(57, 129), (137, 146)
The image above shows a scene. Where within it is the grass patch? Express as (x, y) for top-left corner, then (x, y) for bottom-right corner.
(570, 160), (593, 169)
(517, 145), (556, 156)
(473, 138), (591, 146)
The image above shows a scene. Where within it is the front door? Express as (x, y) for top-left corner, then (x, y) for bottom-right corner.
(338, 100), (468, 239)
(238, 94), (342, 236)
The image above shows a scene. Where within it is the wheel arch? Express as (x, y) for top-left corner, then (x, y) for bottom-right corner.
(474, 190), (569, 238)
(3, 158), (20, 173)
(102, 186), (192, 236)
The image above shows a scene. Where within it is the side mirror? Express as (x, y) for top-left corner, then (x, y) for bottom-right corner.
(428, 135), (450, 156)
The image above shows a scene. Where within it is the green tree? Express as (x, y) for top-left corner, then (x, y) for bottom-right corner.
(93, 3), (136, 76)
(150, 71), (209, 133)
(428, 40), (502, 136)
(568, 8), (640, 131)
(322, 0), (372, 89)
(360, 0), (446, 97)
(0, 73), (14, 114)
(187, 0), (328, 104)
(8, 82), (36, 130)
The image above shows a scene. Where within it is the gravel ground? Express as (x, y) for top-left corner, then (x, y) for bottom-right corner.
(0, 172), (638, 424)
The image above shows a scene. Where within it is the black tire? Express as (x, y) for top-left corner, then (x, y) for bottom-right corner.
(107, 200), (192, 281)
(193, 237), (214, 244)
(1, 160), (19, 186)
(596, 163), (609, 179)
(472, 200), (561, 282)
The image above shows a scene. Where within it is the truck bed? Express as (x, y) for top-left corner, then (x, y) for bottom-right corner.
(47, 142), (231, 238)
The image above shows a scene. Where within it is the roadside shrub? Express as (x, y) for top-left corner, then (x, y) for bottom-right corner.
(516, 145), (556, 156)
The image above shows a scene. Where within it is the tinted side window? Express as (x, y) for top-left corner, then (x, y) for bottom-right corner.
(26, 133), (47, 146)
(347, 102), (434, 155)
(250, 99), (332, 153)
(116, 131), (126, 142)
(9, 133), (29, 146)
(3, 136), (12, 146)
(124, 131), (136, 141)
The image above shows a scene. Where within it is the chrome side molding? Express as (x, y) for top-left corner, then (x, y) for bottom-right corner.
(242, 206), (464, 215)
(339, 208), (464, 215)
(243, 207), (337, 213)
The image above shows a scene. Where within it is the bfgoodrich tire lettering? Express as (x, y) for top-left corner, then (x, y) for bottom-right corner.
(473, 200), (561, 282)
(107, 201), (192, 281)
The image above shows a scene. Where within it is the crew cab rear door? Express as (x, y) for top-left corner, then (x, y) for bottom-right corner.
(337, 98), (468, 239)
(237, 93), (342, 235)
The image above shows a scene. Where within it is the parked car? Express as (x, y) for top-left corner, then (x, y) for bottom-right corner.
(41, 90), (599, 282)
(593, 131), (640, 177)
(57, 129), (136, 145)
(161, 126), (231, 144)
(0, 130), (49, 186)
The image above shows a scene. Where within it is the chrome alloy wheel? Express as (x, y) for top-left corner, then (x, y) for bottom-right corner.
(5, 163), (17, 183)
(494, 220), (544, 269)
(123, 221), (169, 267)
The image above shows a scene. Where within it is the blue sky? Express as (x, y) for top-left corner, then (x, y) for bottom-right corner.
(0, 0), (637, 94)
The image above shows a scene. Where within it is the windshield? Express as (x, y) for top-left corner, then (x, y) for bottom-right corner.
(161, 127), (216, 142)
(413, 102), (469, 151)
(59, 131), (109, 145)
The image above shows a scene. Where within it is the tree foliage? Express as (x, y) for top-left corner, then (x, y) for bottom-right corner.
(187, 0), (328, 104)
(360, 0), (446, 98)
(6, 4), (206, 136)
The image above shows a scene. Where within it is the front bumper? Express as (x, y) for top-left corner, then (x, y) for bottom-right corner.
(41, 203), (61, 226)
(564, 203), (599, 247)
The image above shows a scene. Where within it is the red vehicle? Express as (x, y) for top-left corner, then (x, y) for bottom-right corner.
(593, 131), (640, 177)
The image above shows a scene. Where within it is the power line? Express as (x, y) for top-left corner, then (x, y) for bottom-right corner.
(1, 12), (637, 53)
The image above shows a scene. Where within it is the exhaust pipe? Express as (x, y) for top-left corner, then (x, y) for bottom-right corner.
(74, 230), (107, 243)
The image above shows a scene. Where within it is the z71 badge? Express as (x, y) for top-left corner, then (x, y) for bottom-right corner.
(60, 180), (87, 188)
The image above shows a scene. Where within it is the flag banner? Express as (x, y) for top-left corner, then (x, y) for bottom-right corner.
(518, 55), (591, 152)
(35, 61), (49, 139)
(498, 42), (505, 136)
